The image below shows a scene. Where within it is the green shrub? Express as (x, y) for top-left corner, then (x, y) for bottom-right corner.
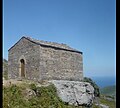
(83, 77), (100, 97)
(3, 59), (8, 80)
(3, 85), (27, 108)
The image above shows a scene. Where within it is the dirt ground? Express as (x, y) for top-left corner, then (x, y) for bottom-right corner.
(3, 78), (24, 87)
(3, 77), (51, 87)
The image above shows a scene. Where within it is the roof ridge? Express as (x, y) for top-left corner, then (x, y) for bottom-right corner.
(25, 36), (70, 46)
(8, 36), (82, 54)
(25, 36), (77, 51)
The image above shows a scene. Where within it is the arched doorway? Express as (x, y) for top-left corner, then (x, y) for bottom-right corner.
(20, 59), (25, 77)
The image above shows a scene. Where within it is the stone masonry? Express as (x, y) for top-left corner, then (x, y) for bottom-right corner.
(8, 36), (83, 81)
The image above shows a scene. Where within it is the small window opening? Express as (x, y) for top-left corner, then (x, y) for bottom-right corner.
(20, 59), (25, 77)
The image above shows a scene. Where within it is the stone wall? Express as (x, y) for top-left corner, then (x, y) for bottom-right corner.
(39, 46), (83, 81)
(8, 38), (40, 80)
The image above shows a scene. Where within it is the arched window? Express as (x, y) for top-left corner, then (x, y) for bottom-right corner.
(20, 59), (25, 77)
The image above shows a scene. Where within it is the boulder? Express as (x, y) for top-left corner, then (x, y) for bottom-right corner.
(22, 88), (36, 100)
(50, 80), (94, 107)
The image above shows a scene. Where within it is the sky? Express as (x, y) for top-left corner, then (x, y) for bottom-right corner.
(3, 0), (116, 78)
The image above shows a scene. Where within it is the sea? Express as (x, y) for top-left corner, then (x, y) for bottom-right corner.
(90, 76), (116, 88)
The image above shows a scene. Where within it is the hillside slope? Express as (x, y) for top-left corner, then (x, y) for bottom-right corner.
(3, 79), (116, 108)
(100, 85), (116, 97)
(3, 59), (8, 79)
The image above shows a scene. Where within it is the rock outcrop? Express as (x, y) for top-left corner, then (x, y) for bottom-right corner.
(50, 80), (94, 107)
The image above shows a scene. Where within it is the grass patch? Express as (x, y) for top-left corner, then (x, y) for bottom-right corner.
(99, 96), (116, 108)
(3, 85), (28, 108)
